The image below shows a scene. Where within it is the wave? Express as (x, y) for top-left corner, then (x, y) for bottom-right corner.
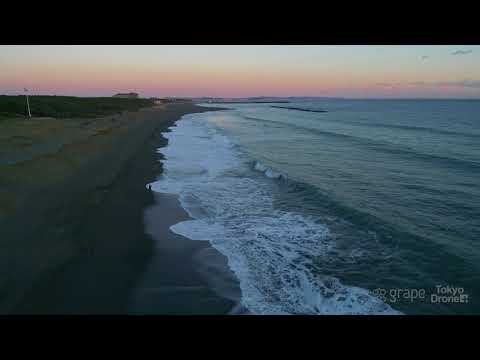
(263, 102), (480, 139)
(275, 176), (475, 283)
(289, 113), (480, 139)
(150, 111), (401, 315)
(360, 122), (480, 139)
(242, 115), (480, 172)
(253, 160), (288, 180)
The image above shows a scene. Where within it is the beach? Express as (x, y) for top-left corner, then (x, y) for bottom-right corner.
(167, 100), (479, 314)
(3, 98), (478, 315)
(2, 45), (479, 316)
(0, 101), (238, 314)
(130, 192), (243, 314)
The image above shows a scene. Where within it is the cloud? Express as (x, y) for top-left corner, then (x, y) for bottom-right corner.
(451, 49), (473, 56)
(408, 81), (427, 86)
(376, 82), (402, 87)
(408, 80), (480, 88)
(436, 80), (480, 88)
(376, 79), (480, 90)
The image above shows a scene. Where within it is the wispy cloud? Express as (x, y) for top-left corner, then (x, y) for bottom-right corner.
(436, 80), (480, 88)
(377, 80), (480, 89)
(451, 49), (473, 56)
(408, 81), (427, 86)
(376, 82), (402, 87)
(409, 80), (480, 88)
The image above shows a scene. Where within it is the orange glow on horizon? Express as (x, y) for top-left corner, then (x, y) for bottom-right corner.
(1, 45), (480, 98)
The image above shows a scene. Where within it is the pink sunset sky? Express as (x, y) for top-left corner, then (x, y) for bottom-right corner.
(1, 45), (480, 98)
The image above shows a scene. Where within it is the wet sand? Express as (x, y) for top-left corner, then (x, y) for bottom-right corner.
(130, 192), (244, 314)
(129, 106), (245, 314)
(0, 102), (236, 314)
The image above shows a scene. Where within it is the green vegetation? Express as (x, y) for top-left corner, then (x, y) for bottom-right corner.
(0, 95), (154, 119)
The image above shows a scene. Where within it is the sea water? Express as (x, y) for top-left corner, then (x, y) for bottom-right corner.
(150, 100), (480, 314)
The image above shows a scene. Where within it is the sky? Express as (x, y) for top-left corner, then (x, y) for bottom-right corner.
(1, 45), (480, 98)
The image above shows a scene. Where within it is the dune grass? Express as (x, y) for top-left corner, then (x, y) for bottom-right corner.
(0, 95), (154, 119)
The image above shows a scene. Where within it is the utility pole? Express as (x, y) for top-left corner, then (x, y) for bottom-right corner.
(24, 88), (31, 118)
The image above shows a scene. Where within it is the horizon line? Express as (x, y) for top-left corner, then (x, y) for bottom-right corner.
(2, 94), (480, 101)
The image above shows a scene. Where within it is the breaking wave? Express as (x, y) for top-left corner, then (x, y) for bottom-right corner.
(149, 111), (401, 315)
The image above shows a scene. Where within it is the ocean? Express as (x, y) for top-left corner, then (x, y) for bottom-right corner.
(150, 99), (480, 314)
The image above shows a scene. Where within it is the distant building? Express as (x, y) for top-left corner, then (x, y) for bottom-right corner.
(113, 92), (139, 99)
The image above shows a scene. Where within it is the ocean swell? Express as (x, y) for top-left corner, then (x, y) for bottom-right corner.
(149, 111), (401, 315)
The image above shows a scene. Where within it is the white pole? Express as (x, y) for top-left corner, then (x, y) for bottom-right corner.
(25, 88), (31, 118)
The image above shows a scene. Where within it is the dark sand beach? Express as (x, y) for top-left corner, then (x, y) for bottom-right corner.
(130, 192), (243, 314)
(0, 102), (239, 314)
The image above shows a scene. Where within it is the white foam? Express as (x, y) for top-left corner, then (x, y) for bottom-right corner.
(150, 112), (401, 315)
(253, 160), (288, 180)
(253, 161), (268, 172)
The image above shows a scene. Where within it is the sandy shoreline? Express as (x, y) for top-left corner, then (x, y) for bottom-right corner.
(133, 110), (248, 315)
(130, 192), (243, 314)
(0, 102), (236, 314)
(130, 109), (246, 314)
